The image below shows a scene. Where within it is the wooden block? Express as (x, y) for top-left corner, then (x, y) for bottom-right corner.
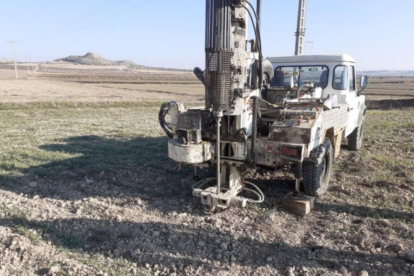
(281, 192), (315, 215)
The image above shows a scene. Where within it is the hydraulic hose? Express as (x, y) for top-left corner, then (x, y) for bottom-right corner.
(243, 181), (265, 203)
(251, 96), (258, 167)
(244, 1), (263, 91)
(242, 2), (263, 169)
(159, 102), (174, 139)
(193, 67), (206, 86)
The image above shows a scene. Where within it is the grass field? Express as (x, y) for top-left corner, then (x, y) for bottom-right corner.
(0, 66), (413, 276)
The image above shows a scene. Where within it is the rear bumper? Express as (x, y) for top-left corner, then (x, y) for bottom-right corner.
(168, 138), (306, 168)
(254, 140), (306, 167)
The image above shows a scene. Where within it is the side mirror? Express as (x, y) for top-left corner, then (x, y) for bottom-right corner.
(360, 75), (368, 89)
(358, 75), (368, 96)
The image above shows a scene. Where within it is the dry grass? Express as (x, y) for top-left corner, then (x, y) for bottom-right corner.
(365, 76), (414, 96)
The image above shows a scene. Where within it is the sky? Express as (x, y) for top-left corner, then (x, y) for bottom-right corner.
(0, 0), (413, 71)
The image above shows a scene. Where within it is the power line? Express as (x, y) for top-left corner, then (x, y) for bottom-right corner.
(30, 0), (154, 42)
(23, 0), (129, 42)
(23, 0), (124, 41)
(7, 41), (20, 79)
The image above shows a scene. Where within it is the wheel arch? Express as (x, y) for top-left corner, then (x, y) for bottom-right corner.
(357, 103), (367, 126)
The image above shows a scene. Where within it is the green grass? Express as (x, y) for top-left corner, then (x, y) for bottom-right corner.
(0, 207), (84, 247)
(0, 101), (166, 111)
(14, 226), (43, 242)
(329, 109), (414, 213)
(1, 105), (412, 196)
(0, 104), (175, 190)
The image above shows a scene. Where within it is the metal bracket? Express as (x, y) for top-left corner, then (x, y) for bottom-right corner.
(194, 187), (247, 209)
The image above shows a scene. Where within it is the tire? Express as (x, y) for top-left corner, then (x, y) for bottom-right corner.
(348, 124), (364, 151)
(303, 138), (333, 197)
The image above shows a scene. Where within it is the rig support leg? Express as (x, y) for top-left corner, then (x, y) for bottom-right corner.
(292, 163), (302, 198)
(294, 179), (301, 195)
(281, 162), (314, 215)
(193, 167), (201, 181)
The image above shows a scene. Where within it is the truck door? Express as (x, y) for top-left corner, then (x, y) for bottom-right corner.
(346, 65), (359, 135)
(333, 65), (358, 136)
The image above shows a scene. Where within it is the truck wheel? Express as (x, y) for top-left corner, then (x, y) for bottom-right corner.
(348, 124), (364, 151)
(302, 138), (333, 197)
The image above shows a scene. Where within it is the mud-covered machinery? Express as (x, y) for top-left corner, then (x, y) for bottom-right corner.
(159, 0), (368, 211)
(160, 0), (267, 209)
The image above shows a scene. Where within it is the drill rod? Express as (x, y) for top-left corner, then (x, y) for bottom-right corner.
(216, 116), (222, 195)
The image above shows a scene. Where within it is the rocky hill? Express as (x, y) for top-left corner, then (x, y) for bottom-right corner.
(55, 52), (143, 68)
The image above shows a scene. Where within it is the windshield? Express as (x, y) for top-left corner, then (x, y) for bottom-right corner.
(272, 66), (329, 88)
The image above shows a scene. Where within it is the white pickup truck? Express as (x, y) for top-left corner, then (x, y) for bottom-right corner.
(258, 54), (368, 196)
(162, 54), (368, 202)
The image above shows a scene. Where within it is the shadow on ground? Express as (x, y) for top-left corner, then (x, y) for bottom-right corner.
(0, 136), (201, 212)
(0, 135), (299, 215)
(0, 216), (405, 275)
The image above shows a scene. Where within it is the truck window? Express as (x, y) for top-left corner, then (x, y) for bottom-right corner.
(349, 65), (356, 91)
(333, 65), (348, 90)
(271, 66), (329, 88)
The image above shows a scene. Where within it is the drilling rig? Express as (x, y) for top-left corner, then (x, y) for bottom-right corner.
(160, 0), (268, 209)
(159, 0), (368, 212)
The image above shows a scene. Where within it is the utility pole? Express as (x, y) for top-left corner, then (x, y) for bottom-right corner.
(25, 55), (31, 76)
(7, 41), (20, 79)
(294, 0), (307, 56)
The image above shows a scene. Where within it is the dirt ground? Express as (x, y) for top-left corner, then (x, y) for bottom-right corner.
(0, 66), (414, 276)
